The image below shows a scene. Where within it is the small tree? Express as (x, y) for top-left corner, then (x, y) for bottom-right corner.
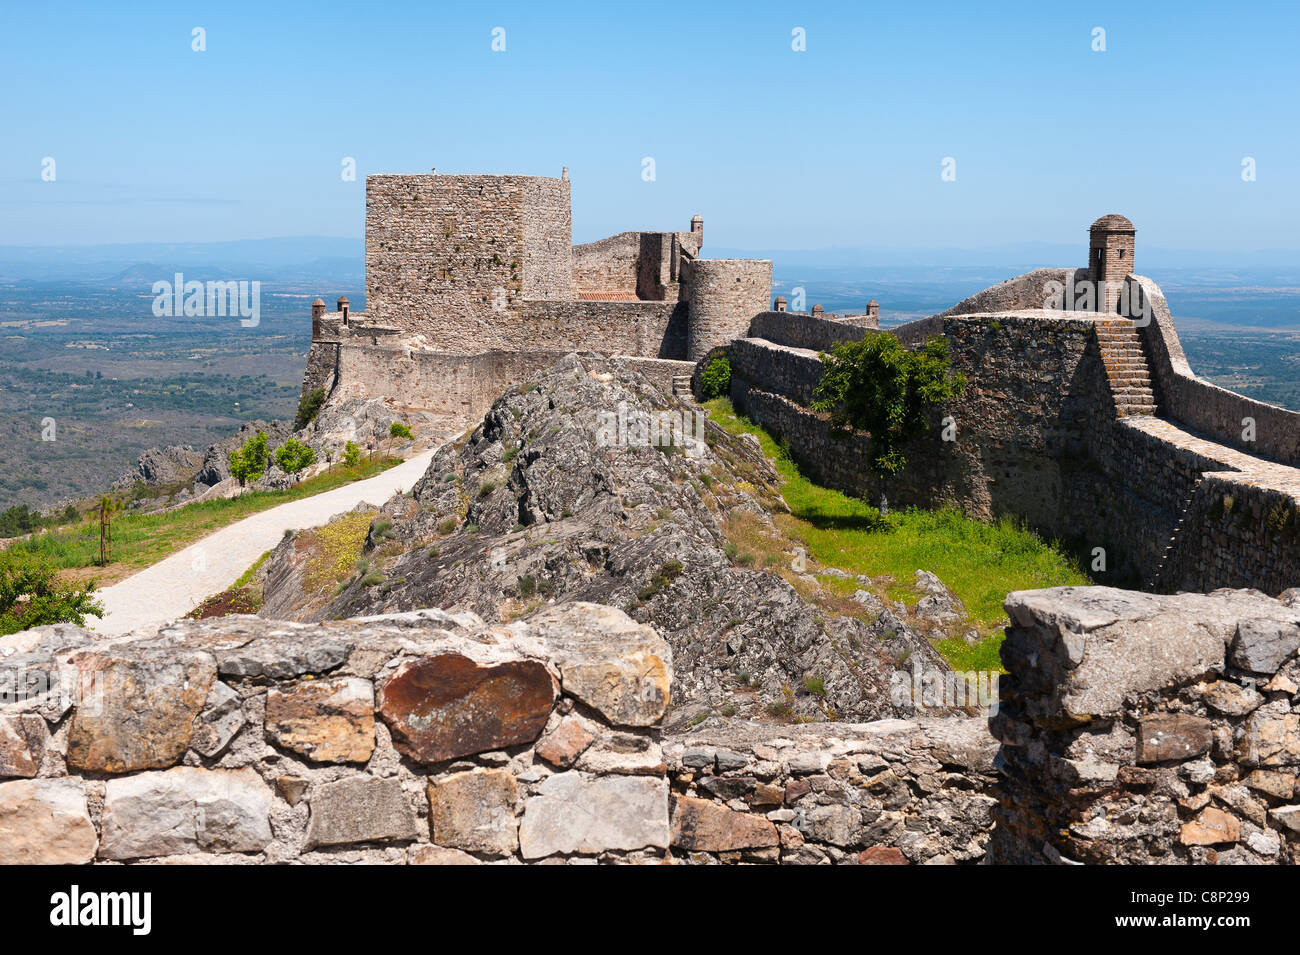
(0, 550), (103, 635)
(811, 334), (965, 514)
(274, 438), (317, 481)
(229, 430), (269, 490)
(342, 440), (361, 468)
(95, 495), (121, 566)
(387, 421), (413, 455)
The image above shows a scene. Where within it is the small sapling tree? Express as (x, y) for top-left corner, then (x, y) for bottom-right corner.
(811, 333), (965, 515)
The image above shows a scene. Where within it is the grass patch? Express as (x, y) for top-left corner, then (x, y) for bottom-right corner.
(5, 457), (401, 586)
(703, 397), (1088, 661)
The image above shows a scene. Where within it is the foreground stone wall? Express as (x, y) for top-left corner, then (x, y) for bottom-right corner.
(0, 605), (995, 865)
(991, 587), (1300, 864)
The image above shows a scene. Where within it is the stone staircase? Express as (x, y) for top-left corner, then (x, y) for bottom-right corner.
(1145, 476), (1204, 592)
(672, 375), (692, 399)
(1095, 320), (1158, 417)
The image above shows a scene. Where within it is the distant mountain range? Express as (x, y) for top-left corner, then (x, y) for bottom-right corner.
(2, 236), (1297, 285)
(0, 238), (365, 284)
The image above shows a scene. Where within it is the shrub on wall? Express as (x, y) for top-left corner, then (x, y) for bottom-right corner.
(700, 355), (732, 400)
(294, 387), (326, 430)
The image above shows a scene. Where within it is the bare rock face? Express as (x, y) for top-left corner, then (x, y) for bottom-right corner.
(112, 444), (205, 492)
(194, 420), (292, 489)
(264, 354), (947, 724)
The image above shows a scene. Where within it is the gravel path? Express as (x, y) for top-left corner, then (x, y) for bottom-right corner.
(91, 451), (436, 635)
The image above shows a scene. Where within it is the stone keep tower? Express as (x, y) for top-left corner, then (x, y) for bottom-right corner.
(1088, 214), (1136, 313)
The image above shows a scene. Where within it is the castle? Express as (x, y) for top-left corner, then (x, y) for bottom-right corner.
(302, 171), (1300, 597)
(305, 170), (807, 426)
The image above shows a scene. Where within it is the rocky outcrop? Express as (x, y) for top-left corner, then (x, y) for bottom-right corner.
(259, 353), (948, 724)
(111, 444), (204, 492)
(990, 586), (1300, 864)
(0, 605), (991, 865)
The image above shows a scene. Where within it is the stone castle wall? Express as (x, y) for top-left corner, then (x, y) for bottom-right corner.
(726, 312), (1300, 593)
(332, 344), (573, 426)
(686, 259), (773, 361)
(521, 177), (574, 302)
(571, 232), (643, 298)
(748, 310), (870, 352)
(366, 175), (526, 334)
(991, 586), (1300, 865)
(1134, 276), (1300, 467)
(0, 605), (996, 865)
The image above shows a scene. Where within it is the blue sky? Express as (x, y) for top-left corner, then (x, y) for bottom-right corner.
(3, 0), (1298, 253)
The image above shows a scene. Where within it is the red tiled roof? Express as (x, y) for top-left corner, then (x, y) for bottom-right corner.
(578, 290), (640, 302)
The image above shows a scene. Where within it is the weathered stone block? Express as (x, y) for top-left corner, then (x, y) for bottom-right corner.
(377, 653), (556, 763)
(1230, 619), (1300, 674)
(798, 804), (864, 847)
(190, 680), (245, 758)
(409, 844), (482, 865)
(305, 776), (419, 848)
(100, 767), (273, 859)
(511, 603), (670, 727)
(427, 768), (518, 856)
(215, 635), (352, 679)
(0, 713), (47, 778)
(859, 846), (908, 865)
(265, 677), (375, 764)
(1240, 712), (1300, 767)
(1202, 680), (1263, 716)
(671, 796), (778, 852)
(1179, 807), (1240, 846)
(66, 651), (216, 773)
(518, 773), (669, 859)
(1135, 714), (1213, 764)
(0, 778), (97, 864)
(534, 715), (594, 768)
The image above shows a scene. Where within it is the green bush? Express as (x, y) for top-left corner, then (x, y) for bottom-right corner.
(294, 387), (326, 430)
(700, 355), (732, 400)
(389, 421), (414, 441)
(342, 440), (361, 468)
(0, 550), (103, 635)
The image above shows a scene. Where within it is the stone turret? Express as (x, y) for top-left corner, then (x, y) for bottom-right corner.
(1088, 214), (1136, 313)
(773, 296), (787, 312)
(311, 298), (326, 338)
(685, 259), (773, 361)
(690, 214), (703, 245)
(337, 296), (350, 323)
